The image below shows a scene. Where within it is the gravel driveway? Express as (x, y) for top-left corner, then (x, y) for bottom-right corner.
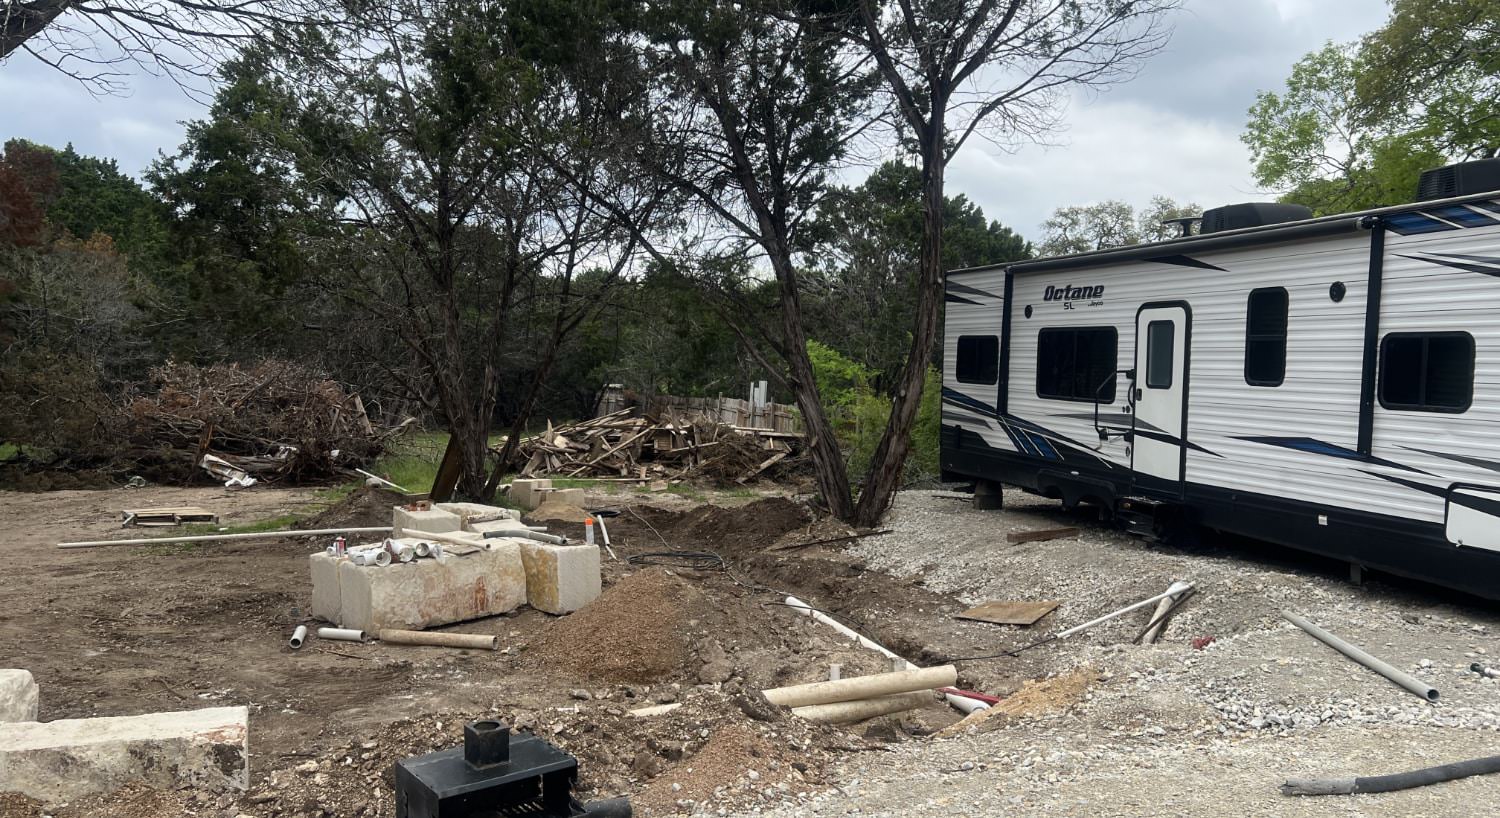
(730, 489), (1500, 817)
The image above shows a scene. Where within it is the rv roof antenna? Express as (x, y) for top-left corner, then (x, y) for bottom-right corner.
(1161, 216), (1202, 238)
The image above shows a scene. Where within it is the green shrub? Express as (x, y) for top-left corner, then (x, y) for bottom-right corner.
(807, 340), (942, 487)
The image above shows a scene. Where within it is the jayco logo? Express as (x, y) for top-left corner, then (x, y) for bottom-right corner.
(1044, 284), (1105, 301)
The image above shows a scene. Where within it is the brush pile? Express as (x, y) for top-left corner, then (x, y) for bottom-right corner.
(508, 409), (806, 486)
(115, 360), (402, 483)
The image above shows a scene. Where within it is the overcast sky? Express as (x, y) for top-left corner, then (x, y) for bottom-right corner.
(1, 0), (1390, 242)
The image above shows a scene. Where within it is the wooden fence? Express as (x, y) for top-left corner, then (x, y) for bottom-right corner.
(596, 386), (801, 433)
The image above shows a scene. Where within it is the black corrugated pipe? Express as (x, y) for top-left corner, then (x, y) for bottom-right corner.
(1282, 755), (1500, 795)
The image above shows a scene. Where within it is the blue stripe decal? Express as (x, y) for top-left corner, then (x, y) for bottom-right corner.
(1385, 212), (1456, 235)
(1428, 205), (1500, 228)
(942, 387), (997, 417)
(1238, 436), (1432, 475)
(1026, 432), (1060, 460)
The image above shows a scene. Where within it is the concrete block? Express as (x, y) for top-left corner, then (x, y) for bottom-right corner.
(309, 551), (347, 623)
(435, 502), (514, 525)
(392, 506), (462, 538)
(337, 542), (526, 632)
(519, 542), (601, 615)
(0, 706), (247, 804)
(537, 487), (586, 508)
(467, 518), (529, 536)
(510, 478), (552, 510)
(0, 671), (37, 723)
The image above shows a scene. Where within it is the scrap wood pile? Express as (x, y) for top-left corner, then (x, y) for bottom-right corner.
(507, 409), (808, 486)
(115, 360), (405, 483)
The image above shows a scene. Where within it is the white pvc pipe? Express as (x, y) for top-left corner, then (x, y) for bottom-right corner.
(783, 596), (986, 715)
(354, 468), (410, 493)
(1057, 581), (1194, 639)
(762, 665), (957, 708)
(58, 526), (393, 549)
(317, 627), (367, 642)
(629, 702), (682, 718)
(413, 541), (432, 558)
(289, 625), (308, 649)
(791, 691), (933, 724)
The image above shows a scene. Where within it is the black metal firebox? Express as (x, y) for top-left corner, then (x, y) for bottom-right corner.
(394, 719), (630, 817)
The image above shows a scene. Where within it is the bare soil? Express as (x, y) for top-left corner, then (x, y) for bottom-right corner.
(0, 486), (993, 817)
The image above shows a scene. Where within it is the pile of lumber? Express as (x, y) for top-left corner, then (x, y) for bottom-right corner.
(114, 360), (405, 484)
(507, 410), (805, 486)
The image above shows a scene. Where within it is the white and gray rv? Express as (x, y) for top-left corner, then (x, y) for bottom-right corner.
(941, 159), (1500, 599)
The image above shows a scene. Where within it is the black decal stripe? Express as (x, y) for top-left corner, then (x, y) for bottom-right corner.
(941, 387), (997, 417)
(1402, 446), (1500, 474)
(1358, 470), (1447, 498)
(1052, 411), (1166, 435)
(1397, 253), (1500, 278)
(946, 281), (1001, 300)
(1144, 254), (1225, 271)
(1133, 428), (1222, 457)
(1453, 489), (1500, 519)
(942, 404), (993, 429)
(945, 293), (983, 305)
(998, 413), (1122, 470)
(1239, 436), (1434, 475)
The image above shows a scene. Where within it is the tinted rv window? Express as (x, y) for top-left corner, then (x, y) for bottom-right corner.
(1036, 327), (1117, 402)
(1245, 287), (1288, 386)
(1145, 321), (1175, 389)
(1379, 332), (1474, 412)
(956, 335), (999, 385)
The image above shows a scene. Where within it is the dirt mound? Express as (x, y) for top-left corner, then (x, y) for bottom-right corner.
(936, 665), (1097, 737)
(299, 486), (404, 529)
(526, 569), (708, 683)
(627, 497), (813, 554)
(528, 497), (591, 523)
(633, 723), (800, 814)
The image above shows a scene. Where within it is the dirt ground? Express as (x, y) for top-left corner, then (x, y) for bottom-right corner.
(3, 483), (1499, 817)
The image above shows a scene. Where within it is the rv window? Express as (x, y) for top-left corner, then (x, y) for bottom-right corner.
(1245, 287), (1288, 386)
(1379, 332), (1474, 413)
(956, 335), (999, 385)
(1036, 327), (1118, 403)
(1146, 321), (1175, 389)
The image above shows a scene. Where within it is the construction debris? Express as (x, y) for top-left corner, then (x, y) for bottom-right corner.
(954, 600), (1059, 627)
(1006, 526), (1079, 544)
(116, 360), (404, 484)
(506, 410), (806, 487)
(120, 507), (218, 527)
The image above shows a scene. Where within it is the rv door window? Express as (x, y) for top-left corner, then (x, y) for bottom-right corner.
(1036, 327), (1118, 403)
(1146, 320), (1175, 389)
(1245, 287), (1288, 386)
(1379, 332), (1474, 413)
(956, 335), (999, 385)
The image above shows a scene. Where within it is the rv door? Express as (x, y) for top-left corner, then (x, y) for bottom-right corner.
(1131, 304), (1190, 490)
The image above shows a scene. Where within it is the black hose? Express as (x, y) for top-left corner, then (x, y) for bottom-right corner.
(1282, 754), (1500, 796)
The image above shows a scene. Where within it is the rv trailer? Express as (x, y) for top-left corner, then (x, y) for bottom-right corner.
(941, 159), (1500, 600)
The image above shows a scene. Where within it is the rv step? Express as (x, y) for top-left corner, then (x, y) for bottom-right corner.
(1116, 496), (1174, 543)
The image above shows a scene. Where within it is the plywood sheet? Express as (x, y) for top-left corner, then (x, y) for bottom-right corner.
(955, 600), (1059, 626)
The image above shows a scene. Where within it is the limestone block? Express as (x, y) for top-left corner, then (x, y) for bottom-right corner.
(309, 551), (346, 623)
(538, 487), (586, 508)
(510, 478), (552, 510)
(0, 671), (37, 723)
(519, 541), (601, 615)
(392, 505), (462, 538)
(0, 706), (247, 804)
(435, 502), (514, 526)
(467, 518), (529, 536)
(337, 542), (526, 632)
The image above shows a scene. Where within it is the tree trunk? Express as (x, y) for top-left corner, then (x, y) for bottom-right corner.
(851, 118), (947, 528)
(766, 243), (856, 521)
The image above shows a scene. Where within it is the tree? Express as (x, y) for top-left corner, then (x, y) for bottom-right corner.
(1035, 195), (1199, 256)
(187, 2), (664, 498)
(833, 0), (1179, 525)
(0, 0), (345, 94)
(595, 0), (874, 521)
(1354, 0), (1500, 159)
(804, 160), (1028, 387)
(1243, 3), (1500, 215)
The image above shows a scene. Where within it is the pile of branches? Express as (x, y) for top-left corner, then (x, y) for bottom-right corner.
(507, 410), (808, 487)
(115, 360), (401, 483)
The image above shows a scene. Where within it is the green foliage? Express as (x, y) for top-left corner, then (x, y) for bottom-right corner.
(807, 340), (941, 485)
(1244, 6), (1499, 214)
(1037, 196), (1201, 256)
